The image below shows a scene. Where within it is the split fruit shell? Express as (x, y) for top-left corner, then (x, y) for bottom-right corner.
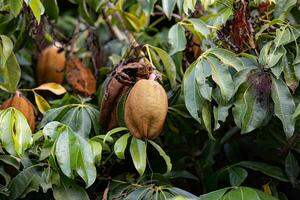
(0, 92), (36, 131)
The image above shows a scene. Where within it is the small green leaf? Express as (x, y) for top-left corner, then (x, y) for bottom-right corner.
(207, 48), (244, 71)
(274, 0), (297, 20)
(228, 167), (248, 186)
(207, 56), (235, 102)
(52, 176), (90, 200)
(10, 0), (23, 17)
(271, 77), (295, 139)
(104, 127), (128, 143)
(114, 133), (130, 159)
(199, 187), (231, 200)
(285, 152), (299, 186)
(162, 0), (177, 19)
(189, 18), (209, 38)
(151, 46), (177, 90)
(238, 161), (289, 182)
(27, 0), (45, 24)
(42, 0), (59, 20)
(148, 140), (172, 173)
(168, 24), (187, 55)
(130, 138), (147, 176)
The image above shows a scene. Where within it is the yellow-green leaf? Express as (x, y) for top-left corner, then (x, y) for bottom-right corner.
(34, 83), (66, 95)
(34, 92), (51, 114)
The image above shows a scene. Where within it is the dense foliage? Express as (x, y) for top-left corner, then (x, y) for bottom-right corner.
(0, 0), (300, 199)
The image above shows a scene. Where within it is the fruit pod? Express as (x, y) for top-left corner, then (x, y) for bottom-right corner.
(36, 45), (65, 84)
(66, 58), (97, 96)
(0, 92), (36, 131)
(124, 79), (168, 140)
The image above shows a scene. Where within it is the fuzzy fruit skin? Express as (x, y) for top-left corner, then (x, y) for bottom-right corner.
(36, 46), (65, 84)
(1, 92), (36, 131)
(124, 79), (168, 140)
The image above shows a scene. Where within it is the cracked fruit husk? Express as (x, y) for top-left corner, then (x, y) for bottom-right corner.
(66, 58), (96, 96)
(1, 92), (36, 131)
(124, 79), (168, 139)
(36, 46), (65, 84)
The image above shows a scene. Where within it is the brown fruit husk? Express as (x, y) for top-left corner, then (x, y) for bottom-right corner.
(36, 46), (65, 84)
(124, 79), (168, 140)
(1, 92), (36, 131)
(66, 58), (97, 96)
(99, 60), (153, 131)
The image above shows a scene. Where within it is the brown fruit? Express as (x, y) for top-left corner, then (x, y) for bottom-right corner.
(1, 92), (36, 131)
(124, 79), (168, 140)
(66, 58), (96, 96)
(36, 45), (65, 84)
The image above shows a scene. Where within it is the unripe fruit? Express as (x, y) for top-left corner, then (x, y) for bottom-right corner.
(66, 58), (96, 96)
(36, 46), (65, 84)
(1, 92), (36, 131)
(124, 79), (168, 140)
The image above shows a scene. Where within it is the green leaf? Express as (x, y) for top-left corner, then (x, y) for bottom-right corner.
(114, 133), (130, 159)
(274, 27), (291, 47)
(53, 124), (96, 187)
(0, 155), (20, 170)
(199, 187), (231, 200)
(0, 35), (21, 92)
(104, 127), (128, 143)
(283, 58), (298, 93)
(228, 167), (248, 186)
(53, 176), (90, 200)
(274, 0), (297, 20)
(207, 48), (244, 71)
(10, 0), (23, 17)
(27, 0), (45, 24)
(271, 77), (295, 139)
(195, 58), (212, 101)
(183, 61), (204, 123)
(78, 1), (94, 26)
(237, 86), (270, 134)
(285, 152), (299, 186)
(168, 24), (187, 55)
(238, 161), (289, 182)
(148, 140), (172, 173)
(130, 138), (147, 176)
(89, 140), (102, 165)
(202, 101), (213, 139)
(162, 0), (177, 20)
(222, 187), (260, 200)
(8, 166), (41, 200)
(151, 46), (177, 90)
(207, 56), (235, 102)
(0, 108), (32, 157)
(42, 0), (59, 20)
(189, 18), (209, 38)
(183, 0), (197, 15)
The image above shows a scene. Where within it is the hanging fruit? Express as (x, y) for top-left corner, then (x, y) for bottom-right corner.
(36, 45), (66, 84)
(99, 59), (154, 131)
(0, 91), (36, 131)
(124, 77), (168, 140)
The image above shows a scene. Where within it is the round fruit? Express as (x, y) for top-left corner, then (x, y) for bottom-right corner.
(36, 45), (65, 84)
(66, 58), (97, 96)
(1, 92), (36, 131)
(124, 79), (168, 139)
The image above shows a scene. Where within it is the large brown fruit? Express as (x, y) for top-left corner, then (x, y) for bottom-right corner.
(66, 58), (96, 96)
(124, 79), (168, 140)
(36, 46), (65, 84)
(1, 92), (36, 131)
